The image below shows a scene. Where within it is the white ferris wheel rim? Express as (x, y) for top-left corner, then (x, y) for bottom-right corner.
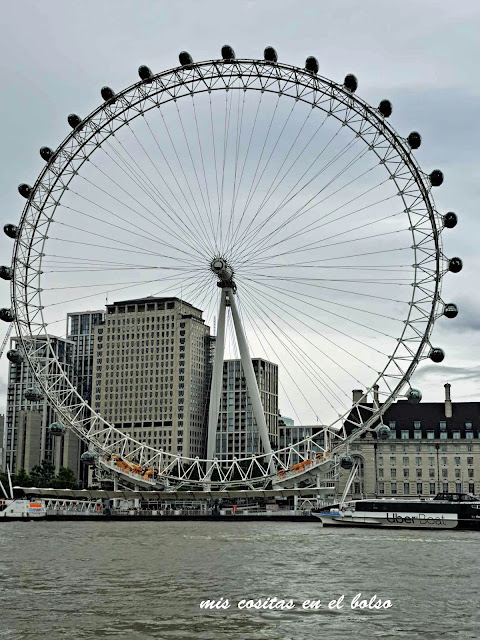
(8, 53), (450, 488)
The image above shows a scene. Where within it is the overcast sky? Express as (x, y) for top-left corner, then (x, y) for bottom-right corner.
(1, 0), (479, 415)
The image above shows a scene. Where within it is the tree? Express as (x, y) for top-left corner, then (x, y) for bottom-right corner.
(50, 467), (78, 489)
(13, 468), (32, 487)
(31, 460), (56, 487)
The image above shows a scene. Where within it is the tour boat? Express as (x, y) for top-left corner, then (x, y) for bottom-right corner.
(314, 493), (480, 529)
(0, 498), (46, 520)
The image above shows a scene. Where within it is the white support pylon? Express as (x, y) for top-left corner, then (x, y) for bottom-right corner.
(206, 290), (227, 465)
(228, 290), (273, 461)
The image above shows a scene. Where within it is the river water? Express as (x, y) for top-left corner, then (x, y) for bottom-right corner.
(0, 521), (478, 639)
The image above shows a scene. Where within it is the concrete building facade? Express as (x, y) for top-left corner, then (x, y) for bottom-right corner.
(92, 296), (211, 457)
(67, 310), (105, 405)
(339, 384), (480, 499)
(215, 358), (278, 460)
(3, 335), (81, 477)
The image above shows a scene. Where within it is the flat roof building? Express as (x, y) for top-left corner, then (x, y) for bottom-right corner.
(92, 296), (211, 457)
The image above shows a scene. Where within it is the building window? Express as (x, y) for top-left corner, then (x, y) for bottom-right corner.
(414, 431), (422, 440)
(403, 482), (410, 494)
(453, 431), (460, 439)
(401, 430), (409, 440)
(430, 483), (436, 495)
(417, 482), (423, 494)
(378, 482), (384, 495)
(391, 482), (397, 495)
(427, 431), (435, 440)
(414, 421), (421, 429)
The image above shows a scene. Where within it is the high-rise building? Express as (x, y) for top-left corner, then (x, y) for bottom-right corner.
(216, 358), (278, 460)
(67, 310), (105, 404)
(3, 335), (81, 476)
(92, 296), (211, 457)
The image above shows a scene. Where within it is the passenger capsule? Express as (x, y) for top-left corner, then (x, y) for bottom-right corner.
(443, 211), (458, 229)
(221, 44), (235, 60)
(264, 46), (278, 62)
(443, 303), (458, 319)
(429, 348), (445, 363)
(18, 183), (32, 199)
(81, 451), (97, 465)
(407, 388), (422, 404)
(340, 454), (354, 470)
(376, 425), (391, 440)
(24, 387), (43, 402)
(6, 349), (23, 364)
(138, 65), (153, 81)
(0, 266), (12, 280)
(429, 169), (444, 187)
(68, 113), (82, 129)
(40, 146), (54, 162)
(4, 224), (18, 239)
(407, 131), (421, 149)
(0, 308), (14, 322)
(448, 257), (463, 273)
(179, 51), (194, 66)
(344, 74), (358, 93)
(305, 56), (319, 74)
(48, 421), (66, 436)
(378, 99), (392, 117)
(101, 86), (116, 102)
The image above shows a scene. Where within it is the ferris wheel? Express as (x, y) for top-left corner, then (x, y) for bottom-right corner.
(1, 46), (461, 490)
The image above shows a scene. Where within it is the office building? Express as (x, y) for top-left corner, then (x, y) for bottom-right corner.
(340, 383), (480, 498)
(92, 296), (211, 457)
(215, 358), (278, 460)
(67, 310), (105, 404)
(3, 335), (81, 476)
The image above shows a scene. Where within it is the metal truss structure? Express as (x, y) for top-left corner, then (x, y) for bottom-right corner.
(4, 48), (460, 490)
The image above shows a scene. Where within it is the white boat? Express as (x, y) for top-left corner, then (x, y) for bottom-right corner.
(313, 492), (480, 530)
(0, 498), (46, 520)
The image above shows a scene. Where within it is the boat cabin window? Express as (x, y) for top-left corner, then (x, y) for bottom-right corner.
(434, 493), (478, 502)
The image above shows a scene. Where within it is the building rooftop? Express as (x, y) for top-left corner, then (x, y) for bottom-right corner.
(346, 400), (480, 437)
(109, 296), (202, 314)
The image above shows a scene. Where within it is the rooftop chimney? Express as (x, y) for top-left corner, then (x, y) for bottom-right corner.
(373, 384), (379, 409)
(352, 389), (363, 404)
(444, 382), (452, 418)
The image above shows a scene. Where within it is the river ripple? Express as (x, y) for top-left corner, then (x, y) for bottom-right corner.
(0, 521), (478, 639)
